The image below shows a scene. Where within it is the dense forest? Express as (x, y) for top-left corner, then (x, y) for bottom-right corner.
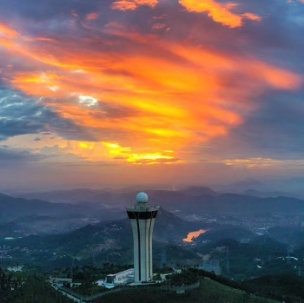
(3, 265), (304, 303)
(0, 267), (73, 303)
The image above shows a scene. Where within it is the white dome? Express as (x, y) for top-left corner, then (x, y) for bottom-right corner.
(136, 192), (148, 203)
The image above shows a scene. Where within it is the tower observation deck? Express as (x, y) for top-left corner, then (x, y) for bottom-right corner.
(126, 192), (159, 282)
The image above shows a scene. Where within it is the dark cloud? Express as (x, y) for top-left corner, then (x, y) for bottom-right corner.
(0, 90), (96, 141)
(0, 0), (302, 74)
(0, 0), (300, 153)
(205, 89), (304, 160)
(238, 91), (304, 157)
(0, 147), (46, 167)
(237, 1), (304, 67)
(0, 0), (119, 42)
(0, 0), (105, 21)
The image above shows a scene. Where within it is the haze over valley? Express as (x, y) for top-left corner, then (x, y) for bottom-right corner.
(2, 186), (304, 280)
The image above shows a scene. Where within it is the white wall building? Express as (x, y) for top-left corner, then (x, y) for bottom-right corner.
(102, 268), (134, 288)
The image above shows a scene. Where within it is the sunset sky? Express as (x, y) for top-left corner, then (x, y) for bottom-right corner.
(0, 0), (304, 192)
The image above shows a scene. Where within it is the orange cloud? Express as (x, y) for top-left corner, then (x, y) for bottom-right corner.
(103, 142), (177, 165)
(179, 0), (261, 28)
(0, 22), (19, 38)
(224, 158), (283, 169)
(135, 0), (158, 6)
(11, 136), (178, 165)
(0, 22), (302, 165)
(112, 0), (158, 11)
(86, 13), (99, 20)
(112, 1), (137, 11)
(242, 12), (262, 22)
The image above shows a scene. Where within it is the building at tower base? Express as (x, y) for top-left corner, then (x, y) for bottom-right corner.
(126, 192), (159, 283)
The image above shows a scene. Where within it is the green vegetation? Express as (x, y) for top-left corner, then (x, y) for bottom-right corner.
(244, 274), (304, 303)
(70, 281), (105, 296)
(99, 277), (279, 303)
(160, 245), (200, 265)
(54, 264), (132, 297)
(166, 270), (198, 286)
(154, 266), (173, 274)
(0, 267), (21, 302)
(195, 237), (299, 280)
(0, 267), (73, 303)
(4, 265), (303, 303)
(13, 277), (73, 303)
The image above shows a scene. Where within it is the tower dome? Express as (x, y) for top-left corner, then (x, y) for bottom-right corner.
(136, 192), (148, 203)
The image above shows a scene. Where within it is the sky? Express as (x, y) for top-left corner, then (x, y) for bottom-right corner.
(1, 0), (304, 192)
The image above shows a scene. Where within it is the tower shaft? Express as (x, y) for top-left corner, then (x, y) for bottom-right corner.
(127, 206), (159, 282)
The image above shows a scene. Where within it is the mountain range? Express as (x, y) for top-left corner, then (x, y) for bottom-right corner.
(12, 186), (304, 215)
(1, 186), (304, 236)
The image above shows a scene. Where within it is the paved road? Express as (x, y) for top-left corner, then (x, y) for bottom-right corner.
(52, 285), (84, 303)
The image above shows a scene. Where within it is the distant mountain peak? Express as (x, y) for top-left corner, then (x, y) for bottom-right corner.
(180, 186), (217, 196)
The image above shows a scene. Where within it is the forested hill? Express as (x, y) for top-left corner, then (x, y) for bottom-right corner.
(0, 267), (73, 303)
(99, 269), (279, 303)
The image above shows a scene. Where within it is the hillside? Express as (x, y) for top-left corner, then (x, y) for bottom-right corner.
(0, 193), (88, 218)
(99, 276), (279, 303)
(3, 208), (303, 276)
(267, 226), (304, 246)
(1, 208), (206, 269)
(194, 226), (254, 243)
(9, 208), (204, 251)
(0, 267), (73, 303)
(195, 237), (294, 280)
(244, 274), (304, 302)
(0, 192), (126, 234)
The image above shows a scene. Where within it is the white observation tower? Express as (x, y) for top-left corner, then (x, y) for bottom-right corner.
(126, 192), (159, 282)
